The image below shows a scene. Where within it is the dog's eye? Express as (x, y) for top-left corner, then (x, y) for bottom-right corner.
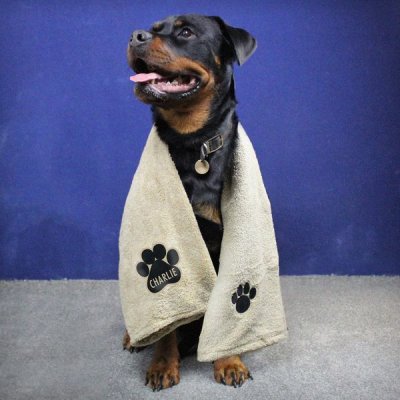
(179, 27), (194, 39)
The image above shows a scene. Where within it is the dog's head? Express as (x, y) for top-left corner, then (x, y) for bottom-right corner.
(127, 14), (256, 111)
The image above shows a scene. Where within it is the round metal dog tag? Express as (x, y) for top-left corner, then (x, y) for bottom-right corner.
(195, 159), (209, 175)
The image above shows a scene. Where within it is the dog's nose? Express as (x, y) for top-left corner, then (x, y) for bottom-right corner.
(129, 30), (153, 46)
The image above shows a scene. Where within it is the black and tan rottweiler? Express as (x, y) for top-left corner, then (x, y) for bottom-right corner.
(123, 14), (257, 390)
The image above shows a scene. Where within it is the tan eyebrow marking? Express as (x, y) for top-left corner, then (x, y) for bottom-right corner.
(152, 22), (163, 32)
(174, 20), (184, 28)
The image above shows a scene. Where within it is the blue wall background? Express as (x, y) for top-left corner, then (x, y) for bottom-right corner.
(1, 0), (399, 279)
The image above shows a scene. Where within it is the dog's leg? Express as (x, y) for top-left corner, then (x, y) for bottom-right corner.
(214, 355), (253, 387)
(122, 329), (147, 353)
(122, 329), (134, 352)
(145, 331), (180, 391)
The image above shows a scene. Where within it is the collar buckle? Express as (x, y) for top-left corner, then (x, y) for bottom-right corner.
(200, 134), (224, 160)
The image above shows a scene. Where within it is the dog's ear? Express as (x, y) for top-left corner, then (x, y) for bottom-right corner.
(211, 17), (257, 65)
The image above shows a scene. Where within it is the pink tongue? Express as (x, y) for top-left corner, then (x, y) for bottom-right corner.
(130, 72), (164, 83)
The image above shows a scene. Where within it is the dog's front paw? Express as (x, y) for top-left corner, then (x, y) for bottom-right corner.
(122, 329), (135, 352)
(214, 355), (253, 387)
(145, 357), (180, 391)
(122, 330), (146, 353)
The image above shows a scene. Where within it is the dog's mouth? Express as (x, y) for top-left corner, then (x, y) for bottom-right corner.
(130, 58), (202, 100)
(131, 73), (199, 94)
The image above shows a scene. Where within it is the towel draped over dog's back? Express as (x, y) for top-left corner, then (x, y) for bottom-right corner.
(119, 124), (287, 361)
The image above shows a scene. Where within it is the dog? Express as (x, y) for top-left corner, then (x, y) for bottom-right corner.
(123, 14), (257, 390)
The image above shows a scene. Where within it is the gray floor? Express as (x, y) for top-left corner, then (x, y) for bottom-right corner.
(0, 277), (399, 400)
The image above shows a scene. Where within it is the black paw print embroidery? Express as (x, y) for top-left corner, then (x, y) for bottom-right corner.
(231, 283), (256, 313)
(136, 244), (181, 293)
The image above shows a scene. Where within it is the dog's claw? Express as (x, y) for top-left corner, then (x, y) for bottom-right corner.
(158, 375), (163, 391)
(248, 372), (254, 380)
(238, 372), (244, 387)
(231, 371), (237, 388)
(221, 377), (226, 385)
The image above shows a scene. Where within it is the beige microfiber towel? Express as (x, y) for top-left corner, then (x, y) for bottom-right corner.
(119, 123), (287, 362)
